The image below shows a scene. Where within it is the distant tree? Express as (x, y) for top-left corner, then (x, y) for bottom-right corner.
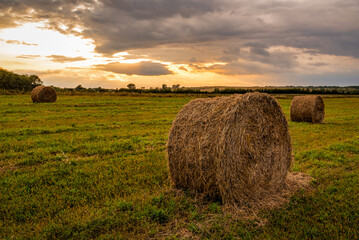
(96, 87), (106, 92)
(75, 85), (85, 91)
(0, 68), (42, 91)
(127, 83), (136, 90)
(162, 84), (168, 89)
(29, 75), (43, 88)
(172, 84), (180, 89)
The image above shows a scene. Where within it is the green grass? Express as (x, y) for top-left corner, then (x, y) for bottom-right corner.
(0, 94), (358, 239)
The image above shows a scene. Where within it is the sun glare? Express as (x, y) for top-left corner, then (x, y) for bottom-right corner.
(0, 22), (95, 58)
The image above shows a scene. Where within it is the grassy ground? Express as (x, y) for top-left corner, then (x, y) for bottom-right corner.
(0, 94), (358, 239)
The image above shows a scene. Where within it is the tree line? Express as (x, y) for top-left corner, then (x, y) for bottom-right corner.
(0, 68), (42, 91)
(64, 84), (359, 95)
(0, 67), (358, 95)
(213, 87), (359, 95)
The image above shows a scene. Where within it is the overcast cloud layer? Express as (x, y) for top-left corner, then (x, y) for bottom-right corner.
(1, 0), (359, 85)
(97, 61), (172, 76)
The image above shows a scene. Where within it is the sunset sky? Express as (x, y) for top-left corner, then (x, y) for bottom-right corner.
(0, 0), (358, 88)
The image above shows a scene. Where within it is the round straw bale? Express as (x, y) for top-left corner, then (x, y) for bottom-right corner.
(290, 95), (324, 123)
(31, 86), (57, 103)
(167, 92), (292, 206)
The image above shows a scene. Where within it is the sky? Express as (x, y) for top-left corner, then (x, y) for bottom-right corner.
(0, 0), (358, 88)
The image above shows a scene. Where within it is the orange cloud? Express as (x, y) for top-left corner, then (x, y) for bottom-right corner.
(47, 55), (87, 63)
(5, 40), (37, 46)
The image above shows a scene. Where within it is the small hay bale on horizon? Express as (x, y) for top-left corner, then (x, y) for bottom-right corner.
(290, 95), (325, 123)
(31, 86), (57, 103)
(167, 92), (309, 209)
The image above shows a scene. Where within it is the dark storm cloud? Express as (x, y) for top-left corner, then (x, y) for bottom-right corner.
(246, 43), (270, 57)
(47, 55), (87, 63)
(245, 50), (298, 69)
(0, 0), (96, 35)
(1, 0), (359, 60)
(96, 61), (172, 76)
(85, 0), (359, 58)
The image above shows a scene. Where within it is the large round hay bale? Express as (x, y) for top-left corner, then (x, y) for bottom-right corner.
(31, 86), (57, 103)
(167, 92), (292, 206)
(290, 95), (324, 123)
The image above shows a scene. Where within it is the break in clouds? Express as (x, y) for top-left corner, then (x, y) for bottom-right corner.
(1, 0), (359, 82)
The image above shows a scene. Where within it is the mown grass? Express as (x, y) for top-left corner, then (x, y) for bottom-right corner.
(0, 94), (358, 239)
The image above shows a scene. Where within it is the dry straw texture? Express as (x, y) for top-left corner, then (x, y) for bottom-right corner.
(290, 95), (325, 123)
(167, 92), (308, 209)
(31, 86), (57, 103)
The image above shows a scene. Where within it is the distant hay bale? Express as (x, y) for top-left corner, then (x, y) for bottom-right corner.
(31, 86), (57, 103)
(290, 95), (324, 123)
(167, 92), (293, 207)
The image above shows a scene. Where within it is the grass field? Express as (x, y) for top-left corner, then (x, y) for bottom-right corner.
(0, 94), (358, 239)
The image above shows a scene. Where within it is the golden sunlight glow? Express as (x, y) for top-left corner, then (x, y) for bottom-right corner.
(0, 22), (265, 88)
(0, 23), (95, 58)
(1, 22), (356, 88)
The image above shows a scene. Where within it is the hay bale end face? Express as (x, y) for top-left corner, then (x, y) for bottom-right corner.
(290, 95), (325, 123)
(31, 86), (57, 103)
(167, 92), (292, 207)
